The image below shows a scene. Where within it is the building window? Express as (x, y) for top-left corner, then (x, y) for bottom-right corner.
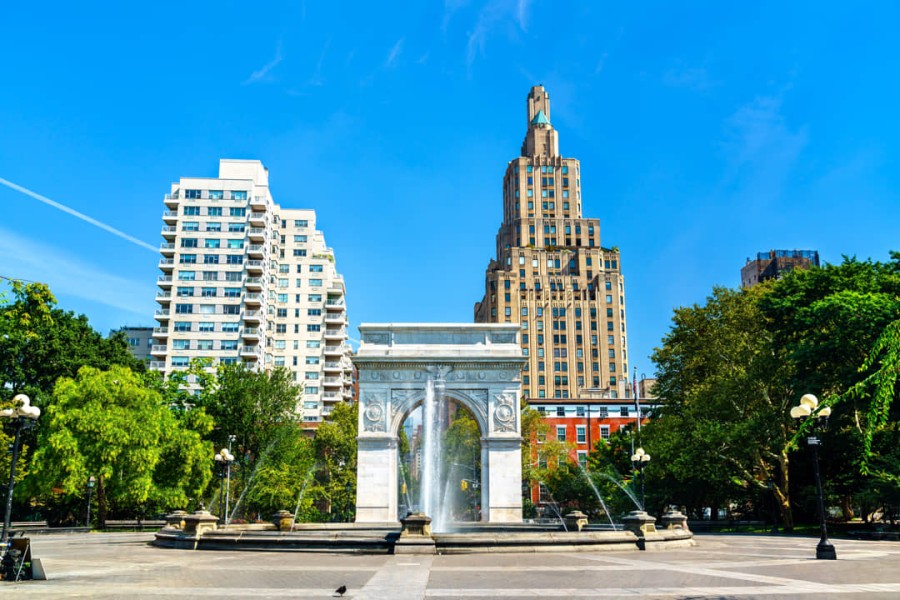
(199, 322), (215, 332)
(226, 255), (243, 264)
(203, 255), (219, 264)
(174, 322), (191, 332)
(175, 304), (193, 314)
(600, 426), (610, 440)
(181, 238), (198, 248)
(228, 223), (245, 233)
(556, 426), (566, 441)
(230, 207), (246, 217)
(184, 190), (201, 199)
(294, 219), (308, 227)
(231, 191), (247, 200)
(207, 207), (222, 217)
(205, 239), (220, 249)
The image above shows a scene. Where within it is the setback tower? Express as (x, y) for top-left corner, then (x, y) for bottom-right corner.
(475, 86), (629, 400)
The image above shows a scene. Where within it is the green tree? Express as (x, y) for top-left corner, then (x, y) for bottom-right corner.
(245, 425), (317, 520)
(27, 365), (212, 526)
(311, 401), (358, 522)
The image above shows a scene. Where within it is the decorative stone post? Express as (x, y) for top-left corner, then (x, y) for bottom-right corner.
(564, 510), (589, 532)
(660, 509), (690, 532)
(394, 512), (436, 555)
(272, 510), (294, 531)
(165, 510), (188, 529)
(182, 509), (219, 536)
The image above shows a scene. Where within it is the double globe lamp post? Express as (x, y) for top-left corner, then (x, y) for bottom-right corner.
(214, 447), (235, 526)
(1, 394), (41, 548)
(790, 393), (836, 560)
(631, 447), (651, 511)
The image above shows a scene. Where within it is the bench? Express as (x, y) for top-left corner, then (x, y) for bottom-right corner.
(9, 521), (48, 531)
(103, 519), (167, 531)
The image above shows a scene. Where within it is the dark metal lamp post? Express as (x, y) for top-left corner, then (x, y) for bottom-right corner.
(790, 393), (836, 560)
(214, 447), (235, 525)
(1, 394), (41, 549)
(85, 476), (96, 529)
(630, 447), (651, 511)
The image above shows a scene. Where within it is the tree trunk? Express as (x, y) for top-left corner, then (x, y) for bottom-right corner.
(98, 476), (108, 529)
(772, 451), (793, 531)
(841, 496), (854, 521)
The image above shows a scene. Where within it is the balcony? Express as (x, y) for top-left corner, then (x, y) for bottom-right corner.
(322, 377), (343, 386)
(324, 313), (346, 324)
(245, 276), (262, 290)
(158, 258), (174, 271)
(154, 309), (170, 321)
(248, 227), (266, 241)
(325, 298), (344, 307)
(323, 361), (343, 371)
(246, 260), (264, 273)
(157, 275), (173, 287)
(324, 345), (343, 356)
(156, 291), (171, 299)
(153, 327), (168, 338)
(149, 361), (166, 370)
(249, 212), (266, 226)
(240, 346), (261, 360)
(150, 345), (168, 356)
(162, 210), (178, 223)
(245, 292), (262, 306)
(247, 244), (265, 258)
(243, 310), (261, 323)
(250, 196), (267, 210)
(322, 391), (342, 400)
(161, 225), (177, 239)
(242, 327), (260, 340)
(324, 328), (346, 340)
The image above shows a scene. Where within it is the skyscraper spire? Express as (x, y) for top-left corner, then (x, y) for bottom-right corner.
(521, 85), (560, 158)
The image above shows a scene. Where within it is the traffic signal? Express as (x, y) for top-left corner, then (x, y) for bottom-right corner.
(460, 479), (468, 491)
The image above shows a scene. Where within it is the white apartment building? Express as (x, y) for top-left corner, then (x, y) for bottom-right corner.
(151, 159), (353, 423)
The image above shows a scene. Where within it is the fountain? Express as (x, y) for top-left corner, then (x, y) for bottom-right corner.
(155, 323), (694, 554)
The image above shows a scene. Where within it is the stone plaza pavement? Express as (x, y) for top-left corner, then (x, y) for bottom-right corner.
(5, 531), (900, 599)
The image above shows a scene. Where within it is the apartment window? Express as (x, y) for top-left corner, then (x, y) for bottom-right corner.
(620, 406), (629, 417)
(183, 207), (200, 216)
(308, 309), (322, 316)
(175, 304), (193, 314)
(309, 294), (322, 302)
(171, 357), (189, 367)
(228, 223), (245, 233)
(226, 255), (243, 265)
(600, 426), (610, 440)
(184, 189), (202, 199)
(231, 190), (247, 200)
(293, 249), (307, 257)
(276, 308), (287, 317)
(576, 426), (586, 444)
(223, 305), (240, 315)
(199, 304), (215, 315)
(275, 340), (286, 350)
(178, 271), (195, 281)
(230, 207), (246, 217)
(182, 221), (199, 231)
(275, 324), (287, 333)
(277, 293), (288, 303)
(556, 426), (567, 442)
(227, 239), (244, 250)
(181, 238), (198, 248)
(310, 264), (324, 273)
(306, 340), (321, 348)
(294, 219), (308, 227)
(172, 339), (190, 350)
(307, 324), (321, 332)
(206, 222), (222, 232)
(309, 279), (322, 287)
(194, 340), (212, 351)
(577, 451), (588, 467)
(225, 272), (242, 282)
(224, 287), (240, 298)
(222, 323), (239, 333)
(305, 356), (320, 364)
(205, 239), (220, 249)
(208, 190), (224, 200)
(207, 207), (222, 216)
(199, 322), (215, 332)
(176, 286), (194, 297)
(294, 235), (307, 243)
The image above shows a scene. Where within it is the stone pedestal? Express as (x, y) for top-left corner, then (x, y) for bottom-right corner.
(565, 511), (589, 532)
(622, 510), (663, 550)
(394, 512), (436, 555)
(272, 510), (294, 531)
(165, 510), (188, 529)
(661, 509), (690, 532)
(182, 510), (219, 536)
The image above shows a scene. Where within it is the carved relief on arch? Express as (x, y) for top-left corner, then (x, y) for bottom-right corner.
(362, 392), (387, 433)
(492, 392), (518, 433)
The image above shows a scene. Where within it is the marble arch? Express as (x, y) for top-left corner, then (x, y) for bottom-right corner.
(353, 323), (526, 524)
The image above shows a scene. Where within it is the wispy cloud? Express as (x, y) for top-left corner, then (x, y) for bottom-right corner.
(244, 44), (284, 85)
(385, 37), (404, 68)
(466, 0), (531, 67)
(0, 227), (155, 316)
(0, 177), (157, 252)
(663, 63), (716, 91)
(722, 94), (808, 201)
(308, 38), (332, 87)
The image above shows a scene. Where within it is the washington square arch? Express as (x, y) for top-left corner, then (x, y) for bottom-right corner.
(353, 323), (526, 525)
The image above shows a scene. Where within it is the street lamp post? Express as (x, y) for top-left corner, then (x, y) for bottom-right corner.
(214, 447), (235, 526)
(790, 393), (836, 560)
(1, 394), (41, 548)
(630, 447), (651, 511)
(85, 476), (96, 529)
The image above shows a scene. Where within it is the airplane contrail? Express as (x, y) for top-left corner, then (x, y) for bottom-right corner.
(0, 177), (158, 253)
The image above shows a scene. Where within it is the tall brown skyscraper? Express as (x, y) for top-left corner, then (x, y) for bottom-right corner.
(475, 86), (629, 400)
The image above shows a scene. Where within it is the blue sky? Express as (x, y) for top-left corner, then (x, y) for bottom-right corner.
(2, 1), (899, 376)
